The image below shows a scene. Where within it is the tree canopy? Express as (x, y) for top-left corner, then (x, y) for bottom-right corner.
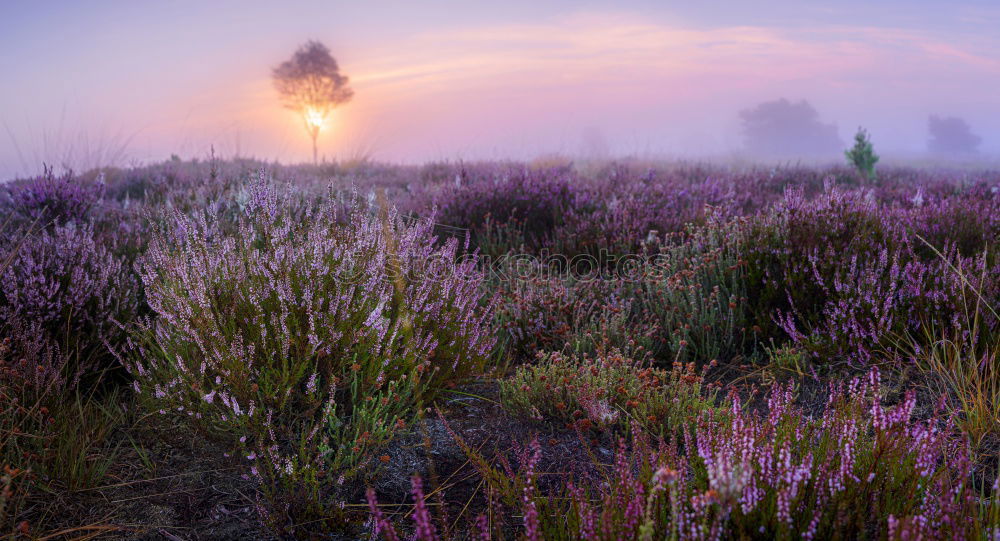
(928, 115), (981, 155)
(740, 99), (842, 158)
(273, 40), (353, 115)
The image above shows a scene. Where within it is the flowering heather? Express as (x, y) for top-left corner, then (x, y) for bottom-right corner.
(1, 168), (105, 227)
(1, 318), (124, 533)
(430, 164), (579, 256)
(904, 190), (1000, 258)
(552, 171), (755, 258)
(495, 265), (650, 360)
(743, 182), (999, 363)
(124, 178), (495, 532)
(0, 320), (69, 397)
(371, 370), (998, 540)
(0, 222), (139, 380)
(685, 371), (973, 539)
(4, 158), (1000, 538)
(414, 161), (1000, 263)
(423, 162), (761, 260)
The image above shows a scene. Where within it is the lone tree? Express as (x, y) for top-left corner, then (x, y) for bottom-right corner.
(928, 115), (981, 156)
(845, 127), (879, 181)
(273, 40), (354, 164)
(740, 99), (842, 158)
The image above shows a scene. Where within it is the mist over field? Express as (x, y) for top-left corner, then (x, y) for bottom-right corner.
(3, 0), (1000, 180)
(4, 2), (1000, 539)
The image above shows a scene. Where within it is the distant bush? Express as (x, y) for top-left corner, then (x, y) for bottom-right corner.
(125, 181), (495, 534)
(928, 115), (982, 155)
(845, 127), (879, 181)
(740, 98), (843, 158)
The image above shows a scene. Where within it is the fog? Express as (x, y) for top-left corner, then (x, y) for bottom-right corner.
(2, 1), (999, 180)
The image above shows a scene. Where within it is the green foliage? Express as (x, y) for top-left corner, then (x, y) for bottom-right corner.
(901, 241), (1000, 451)
(755, 341), (814, 384)
(496, 215), (754, 367)
(499, 348), (718, 435)
(0, 335), (125, 536)
(633, 216), (754, 364)
(845, 127), (879, 180)
(410, 374), (996, 540)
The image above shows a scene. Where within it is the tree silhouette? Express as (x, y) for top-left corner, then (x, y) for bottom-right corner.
(740, 99), (842, 158)
(273, 41), (354, 164)
(928, 115), (981, 155)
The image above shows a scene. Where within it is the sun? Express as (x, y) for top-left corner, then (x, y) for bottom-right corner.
(304, 107), (326, 132)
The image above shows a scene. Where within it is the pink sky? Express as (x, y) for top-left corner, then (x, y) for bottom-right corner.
(2, 2), (999, 178)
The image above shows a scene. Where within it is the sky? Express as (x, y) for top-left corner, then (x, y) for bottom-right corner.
(1, 0), (999, 178)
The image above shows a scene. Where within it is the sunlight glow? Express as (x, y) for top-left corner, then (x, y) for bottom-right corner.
(304, 107), (326, 131)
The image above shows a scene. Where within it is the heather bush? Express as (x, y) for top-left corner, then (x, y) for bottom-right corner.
(685, 374), (975, 539)
(553, 175), (747, 259)
(633, 216), (754, 364)
(906, 192), (1000, 259)
(500, 348), (718, 434)
(0, 222), (140, 382)
(0, 221), (129, 532)
(741, 183), (903, 337)
(496, 215), (753, 366)
(897, 244), (1000, 449)
(1, 167), (105, 227)
(371, 370), (997, 540)
(495, 265), (653, 361)
(428, 163), (761, 261)
(741, 183), (999, 364)
(432, 165), (578, 256)
(0, 322), (66, 522)
(909, 322), (999, 451)
(125, 181), (495, 533)
(775, 246), (996, 364)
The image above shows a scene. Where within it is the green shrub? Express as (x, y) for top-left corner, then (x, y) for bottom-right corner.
(500, 347), (718, 434)
(633, 216), (754, 364)
(496, 215), (753, 367)
(845, 127), (879, 181)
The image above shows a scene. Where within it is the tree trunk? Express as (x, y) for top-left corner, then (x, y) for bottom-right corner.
(311, 129), (319, 165)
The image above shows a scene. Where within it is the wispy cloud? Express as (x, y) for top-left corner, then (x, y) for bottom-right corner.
(349, 12), (1000, 94)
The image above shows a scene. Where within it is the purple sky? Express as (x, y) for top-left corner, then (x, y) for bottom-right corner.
(2, 0), (999, 178)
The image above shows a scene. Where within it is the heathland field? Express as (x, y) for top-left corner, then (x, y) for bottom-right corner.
(2, 158), (1000, 539)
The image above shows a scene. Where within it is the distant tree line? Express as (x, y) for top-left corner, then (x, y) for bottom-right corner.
(739, 99), (983, 158)
(927, 115), (981, 155)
